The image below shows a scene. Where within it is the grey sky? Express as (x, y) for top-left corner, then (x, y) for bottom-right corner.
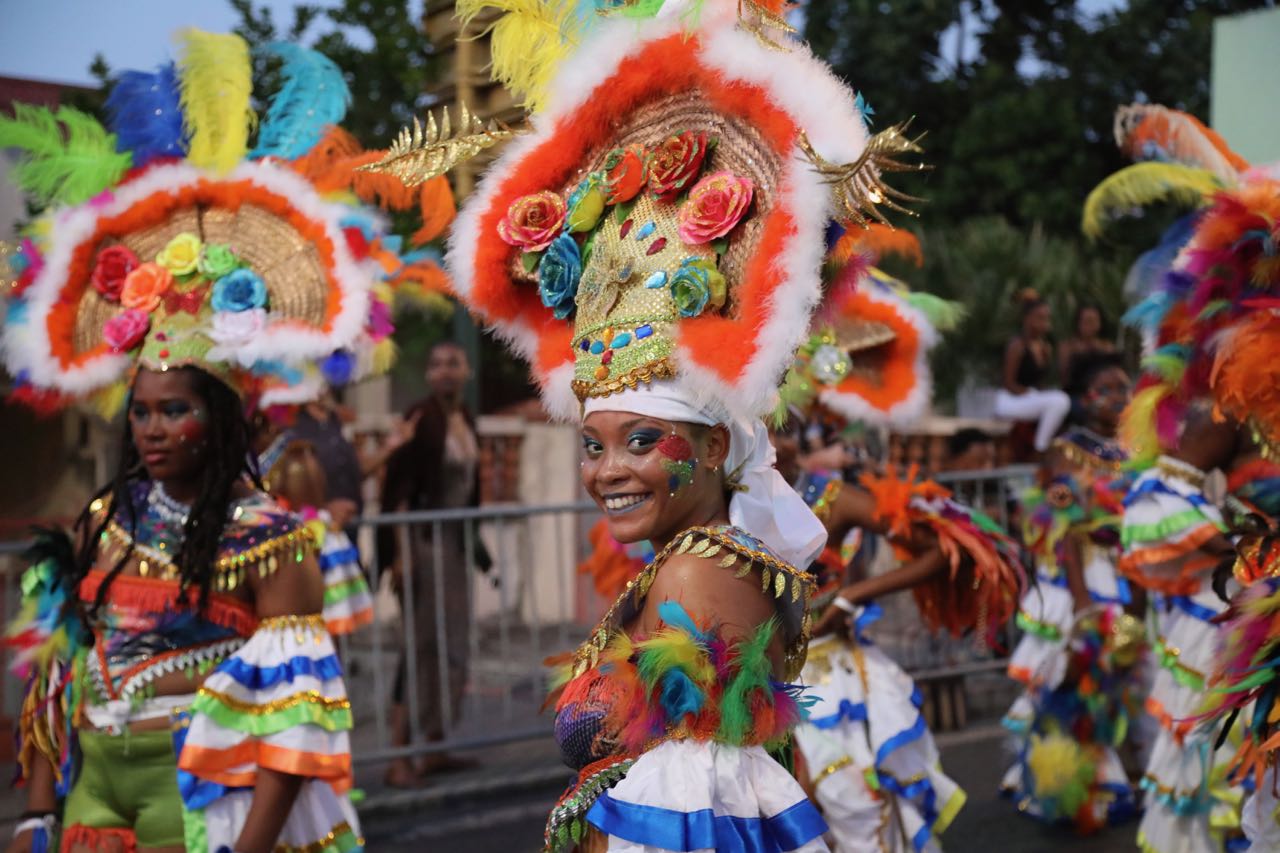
(0, 0), (349, 85)
(0, 0), (1125, 87)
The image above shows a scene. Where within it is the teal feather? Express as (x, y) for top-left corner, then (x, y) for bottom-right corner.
(657, 600), (708, 641)
(0, 104), (131, 207)
(252, 42), (350, 160)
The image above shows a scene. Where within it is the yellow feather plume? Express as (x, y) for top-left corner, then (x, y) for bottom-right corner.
(1082, 163), (1223, 240)
(91, 381), (128, 421)
(371, 338), (398, 375)
(1120, 384), (1165, 467)
(456, 0), (583, 111)
(176, 30), (255, 173)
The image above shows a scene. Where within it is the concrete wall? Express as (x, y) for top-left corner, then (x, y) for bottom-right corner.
(1212, 7), (1280, 167)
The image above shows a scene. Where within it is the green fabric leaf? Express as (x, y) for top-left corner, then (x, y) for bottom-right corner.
(521, 251), (541, 274)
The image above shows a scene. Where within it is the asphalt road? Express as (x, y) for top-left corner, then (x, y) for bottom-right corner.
(365, 724), (1141, 852)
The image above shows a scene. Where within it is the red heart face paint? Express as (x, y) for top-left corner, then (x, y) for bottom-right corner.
(129, 368), (211, 490)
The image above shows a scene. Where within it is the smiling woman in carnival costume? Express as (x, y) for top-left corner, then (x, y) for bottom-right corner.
(359, 0), (932, 847)
(770, 231), (1023, 852)
(999, 350), (1144, 832)
(0, 30), (451, 853)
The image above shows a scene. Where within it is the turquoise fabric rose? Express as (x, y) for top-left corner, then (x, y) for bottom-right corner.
(538, 233), (582, 319)
(669, 257), (724, 318)
(210, 269), (268, 313)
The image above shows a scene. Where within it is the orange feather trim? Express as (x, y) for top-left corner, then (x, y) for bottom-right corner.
(827, 287), (924, 412)
(830, 223), (923, 268)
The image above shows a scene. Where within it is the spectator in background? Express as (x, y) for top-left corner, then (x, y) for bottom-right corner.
(379, 340), (489, 786)
(993, 289), (1071, 453)
(1058, 302), (1117, 380)
(290, 390), (365, 532)
(946, 427), (997, 472)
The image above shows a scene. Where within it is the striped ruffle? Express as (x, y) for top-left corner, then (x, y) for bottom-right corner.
(317, 531), (372, 636)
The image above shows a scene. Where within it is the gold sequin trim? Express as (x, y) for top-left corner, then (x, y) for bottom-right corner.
(258, 613), (326, 631)
(810, 480), (842, 523)
(1051, 437), (1124, 475)
(814, 756), (853, 785)
(572, 356), (677, 401)
(273, 821), (363, 853)
(197, 687), (350, 715)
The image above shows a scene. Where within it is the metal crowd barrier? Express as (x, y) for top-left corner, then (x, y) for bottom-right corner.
(0, 465), (1037, 765)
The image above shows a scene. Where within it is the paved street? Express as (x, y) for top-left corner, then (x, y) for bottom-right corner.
(364, 723), (1141, 852)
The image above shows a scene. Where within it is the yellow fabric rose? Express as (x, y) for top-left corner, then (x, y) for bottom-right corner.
(156, 232), (203, 276)
(566, 175), (607, 233)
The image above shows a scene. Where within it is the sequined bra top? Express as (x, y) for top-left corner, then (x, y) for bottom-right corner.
(79, 481), (314, 708)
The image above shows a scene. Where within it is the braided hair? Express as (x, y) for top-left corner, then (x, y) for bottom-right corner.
(69, 367), (261, 628)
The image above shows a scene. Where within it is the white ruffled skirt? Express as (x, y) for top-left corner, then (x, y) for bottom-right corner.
(1138, 589), (1242, 853)
(586, 740), (829, 853)
(793, 634), (963, 853)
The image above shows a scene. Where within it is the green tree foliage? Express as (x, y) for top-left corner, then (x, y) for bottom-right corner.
(804, 0), (1269, 407)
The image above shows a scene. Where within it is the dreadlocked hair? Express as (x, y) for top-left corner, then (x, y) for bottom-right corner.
(69, 367), (262, 633)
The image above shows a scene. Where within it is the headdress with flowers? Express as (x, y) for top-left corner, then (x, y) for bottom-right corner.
(778, 224), (961, 428)
(361, 0), (925, 423)
(0, 31), (455, 416)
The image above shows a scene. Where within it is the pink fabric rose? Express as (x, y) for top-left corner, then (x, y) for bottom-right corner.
(677, 171), (754, 245)
(209, 308), (267, 346)
(497, 191), (567, 252)
(90, 245), (140, 303)
(103, 309), (150, 352)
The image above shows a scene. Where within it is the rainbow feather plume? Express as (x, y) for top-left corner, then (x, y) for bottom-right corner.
(252, 42), (351, 160)
(104, 63), (186, 166)
(0, 104), (131, 207)
(176, 29), (255, 172)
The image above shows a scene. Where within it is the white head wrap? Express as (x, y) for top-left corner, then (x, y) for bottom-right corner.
(583, 384), (827, 569)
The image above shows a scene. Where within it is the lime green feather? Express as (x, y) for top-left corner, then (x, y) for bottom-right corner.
(0, 104), (130, 208)
(905, 291), (966, 332)
(717, 618), (776, 744)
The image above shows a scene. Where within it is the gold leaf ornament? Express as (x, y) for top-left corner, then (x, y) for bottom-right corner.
(798, 121), (931, 228)
(357, 104), (519, 187)
(737, 0), (798, 51)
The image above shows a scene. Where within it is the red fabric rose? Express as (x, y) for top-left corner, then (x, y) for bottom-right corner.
(605, 145), (648, 204)
(677, 171), (754, 245)
(90, 245), (140, 303)
(647, 132), (709, 200)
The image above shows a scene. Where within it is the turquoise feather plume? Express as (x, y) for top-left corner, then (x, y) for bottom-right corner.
(252, 42), (351, 160)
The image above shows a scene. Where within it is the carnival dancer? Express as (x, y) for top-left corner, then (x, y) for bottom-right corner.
(771, 232), (1024, 852)
(999, 351), (1143, 831)
(1148, 178), (1280, 851)
(254, 412), (374, 637)
(0, 30), (451, 852)
(360, 0), (934, 846)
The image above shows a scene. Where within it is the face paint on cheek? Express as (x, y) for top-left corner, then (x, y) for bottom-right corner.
(178, 409), (208, 448)
(657, 433), (697, 498)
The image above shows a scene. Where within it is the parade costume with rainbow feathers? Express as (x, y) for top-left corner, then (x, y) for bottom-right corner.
(359, 0), (933, 847)
(0, 28), (456, 853)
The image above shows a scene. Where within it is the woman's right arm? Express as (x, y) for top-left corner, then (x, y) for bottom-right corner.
(1003, 338), (1026, 394)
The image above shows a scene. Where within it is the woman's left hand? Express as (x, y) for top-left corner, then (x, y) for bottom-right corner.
(811, 600), (852, 639)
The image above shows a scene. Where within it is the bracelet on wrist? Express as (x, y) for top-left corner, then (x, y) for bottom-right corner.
(831, 595), (858, 615)
(12, 815), (56, 839)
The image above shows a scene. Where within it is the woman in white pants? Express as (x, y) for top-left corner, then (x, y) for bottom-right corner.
(995, 290), (1071, 452)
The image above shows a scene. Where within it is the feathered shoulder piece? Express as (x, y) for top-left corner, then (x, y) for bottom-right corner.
(1, 30), (453, 416)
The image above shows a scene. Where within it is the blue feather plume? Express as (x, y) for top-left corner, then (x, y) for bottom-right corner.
(252, 42), (350, 160)
(1122, 213), (1200, 301)
(104, 64), (187, 166)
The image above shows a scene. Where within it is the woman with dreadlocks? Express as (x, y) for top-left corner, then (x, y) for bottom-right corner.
(0, 29), (446, 853)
